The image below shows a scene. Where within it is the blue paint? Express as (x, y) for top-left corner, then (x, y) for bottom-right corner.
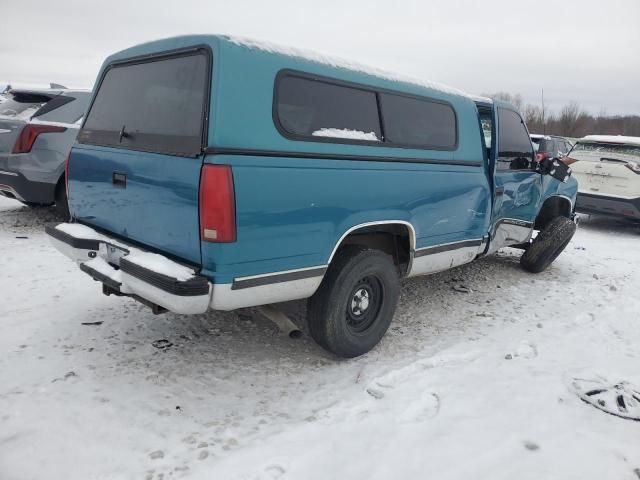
(68, 35), (578, 285)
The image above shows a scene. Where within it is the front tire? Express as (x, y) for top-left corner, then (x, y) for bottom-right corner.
(520, 216), (576, 273)
(307, 246), (400, 358)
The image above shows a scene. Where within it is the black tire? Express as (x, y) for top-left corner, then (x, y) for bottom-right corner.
(520, 216), (576, 273)
(307, 246), (400, 358)
(54, 180), (70, 220)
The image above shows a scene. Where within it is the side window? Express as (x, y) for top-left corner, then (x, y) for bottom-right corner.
(478, 109), (493, 156)
(497, 108), (534, 171)
(276, 75), (381, 142)
(79, 52), (209, 156)
(378, 93), (456, 149)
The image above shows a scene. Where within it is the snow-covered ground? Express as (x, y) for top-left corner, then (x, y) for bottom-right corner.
(1, 196), (639, 480)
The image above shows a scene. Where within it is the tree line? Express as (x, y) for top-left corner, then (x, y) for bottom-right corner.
(486, 92), (640, 139)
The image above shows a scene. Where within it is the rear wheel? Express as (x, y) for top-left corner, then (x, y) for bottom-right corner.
(520, 216), (576, 273)
(54, 179), (70, 220)
(307, 246), (400, 358)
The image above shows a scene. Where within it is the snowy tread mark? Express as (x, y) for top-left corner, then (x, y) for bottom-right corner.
(397, 391), (440, 423)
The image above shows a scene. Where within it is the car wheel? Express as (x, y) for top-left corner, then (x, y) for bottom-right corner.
(54, 180), (70, 220)
(307, 246), (400, 358)
(520, 216), (576, 273)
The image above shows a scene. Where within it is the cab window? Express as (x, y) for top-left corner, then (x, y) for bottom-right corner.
(497, 108), (534, 170)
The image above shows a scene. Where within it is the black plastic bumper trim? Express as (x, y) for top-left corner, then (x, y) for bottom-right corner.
(0, 169), (56, 204)
(119, 257), (209, 297)
(45, 224), (101, 250)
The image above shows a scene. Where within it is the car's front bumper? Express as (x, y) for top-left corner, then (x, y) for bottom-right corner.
(0, 168), (56, 204)
(575, 192), (640, 220)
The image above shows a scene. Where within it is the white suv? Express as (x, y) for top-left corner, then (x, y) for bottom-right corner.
(569, 135), (640, 220)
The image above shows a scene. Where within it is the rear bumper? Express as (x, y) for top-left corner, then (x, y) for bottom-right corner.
(45, 222), (324, 313)
(46, 223), (212, 314)
(0, 168), (56, 204)
(575, 192), (640, 220)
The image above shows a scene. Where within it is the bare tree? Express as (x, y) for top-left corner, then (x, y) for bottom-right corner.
(484, 92), (640, 138)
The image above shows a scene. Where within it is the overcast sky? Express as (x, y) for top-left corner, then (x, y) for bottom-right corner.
(2, 0), (639, 115)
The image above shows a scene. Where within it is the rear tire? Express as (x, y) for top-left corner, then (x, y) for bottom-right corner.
(520, 216), (576, 273)
(54, 180), (70, 220)
(307, 246), (400, 358)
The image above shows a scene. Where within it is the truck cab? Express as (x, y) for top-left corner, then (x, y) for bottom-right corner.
(46, 35), (578, 357)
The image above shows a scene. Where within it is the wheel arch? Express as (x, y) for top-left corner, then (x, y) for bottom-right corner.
(534, 195), (573, 231)
(327, 220), (417, 276)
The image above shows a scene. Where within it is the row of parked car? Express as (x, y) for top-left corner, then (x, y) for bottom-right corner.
(1, 89), (638, 223)
(2, 35), (638, 357)
(529, 133), (640, 221)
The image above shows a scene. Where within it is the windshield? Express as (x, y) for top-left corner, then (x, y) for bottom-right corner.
(0, 92), (52, 120)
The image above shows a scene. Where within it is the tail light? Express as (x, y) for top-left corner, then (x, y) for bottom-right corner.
(199, 165), (236, 242)
(12, 124), (66, 153)
(625, 161), (640, 175)
(535, 152), (551, 162)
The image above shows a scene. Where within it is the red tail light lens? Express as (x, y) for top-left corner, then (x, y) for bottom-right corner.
(535, 152), (550, 162)
(625, 162), (640, 175)
(561, 156), (578, 166)
(12, 124), (66, 153)
(199, 165), (236, 242)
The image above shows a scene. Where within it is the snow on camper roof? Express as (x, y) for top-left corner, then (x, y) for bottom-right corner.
(580, 135), (640, 147)
(224, 35), (471, 99)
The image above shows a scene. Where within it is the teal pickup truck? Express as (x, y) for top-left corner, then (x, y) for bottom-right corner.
(46, 35), (577, 357)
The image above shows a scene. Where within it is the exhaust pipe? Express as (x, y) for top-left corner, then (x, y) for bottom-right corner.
(256, 305), (302, 339)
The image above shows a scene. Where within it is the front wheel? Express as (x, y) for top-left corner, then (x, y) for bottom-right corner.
(520, 216), (576, 273)
(307, 246), (400, 358)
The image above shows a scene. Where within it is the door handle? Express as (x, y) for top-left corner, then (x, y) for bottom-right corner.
(113, 172), (127, 188)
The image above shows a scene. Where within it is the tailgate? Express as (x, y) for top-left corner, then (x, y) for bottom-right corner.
(69, 144), (203, 264)
(69, 47), (211, 266)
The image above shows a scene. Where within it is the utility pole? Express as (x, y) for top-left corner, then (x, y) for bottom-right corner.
(541, 88), (546, 135)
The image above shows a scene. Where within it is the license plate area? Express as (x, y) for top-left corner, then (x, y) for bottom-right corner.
(98, 242), (130, 266)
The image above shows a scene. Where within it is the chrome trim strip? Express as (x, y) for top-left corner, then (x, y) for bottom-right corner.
(328, 220), (417, 263)
(414, 238), (484, 258)
(233, 264), (328, 282)
(232, 265), (328, 290)
(0, 170), (19, 177)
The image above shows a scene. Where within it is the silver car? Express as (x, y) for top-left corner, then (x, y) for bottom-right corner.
(0, 87), (90, 217)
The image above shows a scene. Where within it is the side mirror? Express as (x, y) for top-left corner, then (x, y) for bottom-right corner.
(537, 157), (572, 183)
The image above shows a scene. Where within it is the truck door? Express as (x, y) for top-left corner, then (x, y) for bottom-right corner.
(489, 106), (542, 252)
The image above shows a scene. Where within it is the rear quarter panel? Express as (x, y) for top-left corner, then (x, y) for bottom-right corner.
(202, 40), (492, 283)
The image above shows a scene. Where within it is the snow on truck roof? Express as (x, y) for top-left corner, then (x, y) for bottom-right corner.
(223, 35), (473, 99)
(579, 135), (640, 146)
